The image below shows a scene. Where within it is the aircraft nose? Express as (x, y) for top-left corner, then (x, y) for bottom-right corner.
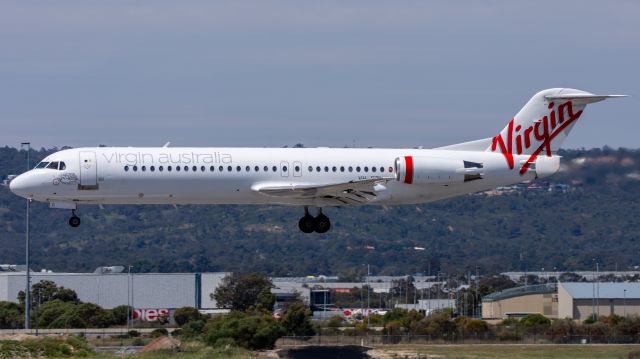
(9, 174), (32, 198)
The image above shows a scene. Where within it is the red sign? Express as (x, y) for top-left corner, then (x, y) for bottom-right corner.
(133, 308), (170, 322)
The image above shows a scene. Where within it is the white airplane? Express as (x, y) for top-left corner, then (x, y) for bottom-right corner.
(9, 88), (624, 233)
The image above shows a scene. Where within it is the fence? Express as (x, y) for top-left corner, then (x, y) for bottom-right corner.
(277, 334), (640, 347)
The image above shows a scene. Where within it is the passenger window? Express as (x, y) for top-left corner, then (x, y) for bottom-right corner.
(236, 166), (241, 172)
(192, 166), (197, 172)
(316, 166), (321, 172)
(219, 166), (224, 171)
(246, 166), (250, 172)
(264, 166), (269, 172)
(324, 166), (329, 172)
(59, 162), (66, 170)
(210, 166), (215, 172)
(142, 166), (146, 171)
(308, 166), (313, 172)
(349, 166), (353, 172)
(228, 166), (232, 172)
(133, 165), (138, 171)
(46, 162), (59, 169)
(380, 167), (384, 173)
(389, 166), (393, 173)
(295, 166), (300, 172)
(364, 166), (369, 172)
(356, 166), (361, 172)
(168, 166), (172, 171)
(372, 167), (376, 173)
(124, 166), (129, 172)
(159, 166), (163, 172)
(176, 166), (181, 172)
(332, 166), (337, 172)
(283, 166), (288, 172)
(340, 166), (344, 172)
(150, 166), (155, 172)
(183, 166), (188, 171)
(272, 166), (277, 172)
(255, 166), (259, 172)
(201, 166), (205, 172)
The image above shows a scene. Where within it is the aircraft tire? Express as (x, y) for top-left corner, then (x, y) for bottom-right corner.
(69, 216), (81, 227)
(313, 214), (331, 233)
(298, 215), (315, 233)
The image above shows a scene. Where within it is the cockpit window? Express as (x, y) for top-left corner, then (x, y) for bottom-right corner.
(35, 162), (49, 169)
(59, 162), (66, 170)
(46, 162), (59, 170)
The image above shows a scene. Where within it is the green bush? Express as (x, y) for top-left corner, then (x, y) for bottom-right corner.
(151, 328), (169, 338)
(0, 301), (23, 329)
(281, 302), (315, 337)
(110, 305), (132, 326)
(204, 312), (283, 350)
(174, 307), (203, 326)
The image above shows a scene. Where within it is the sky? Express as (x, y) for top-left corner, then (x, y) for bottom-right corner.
(0, 1), (638, 149)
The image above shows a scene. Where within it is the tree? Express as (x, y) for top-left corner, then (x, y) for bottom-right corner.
(212, 273), (275, 312)
(281, 302), (315, 337)
(204, 311), (283, 350)
(111, 305), (132, 326)
(174, 307), (203, 326)
(18, 280), (79, 307)
(0, 301), (23, 329)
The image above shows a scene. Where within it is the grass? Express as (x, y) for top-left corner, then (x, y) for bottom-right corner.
(372, 344), (640, 359)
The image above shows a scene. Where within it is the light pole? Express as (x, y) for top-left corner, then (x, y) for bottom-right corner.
(624, 289), (627, 317)
(20, 142), (31, 330)
(127, 266), (132, 329)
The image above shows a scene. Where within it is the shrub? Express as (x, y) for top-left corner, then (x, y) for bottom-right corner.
(204, 312), (283, 350)
(150, 328), (169, 338)
(174, 307), (203, 326)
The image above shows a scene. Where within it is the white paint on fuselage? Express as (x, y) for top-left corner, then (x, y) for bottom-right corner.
(12, 147), (536, 207)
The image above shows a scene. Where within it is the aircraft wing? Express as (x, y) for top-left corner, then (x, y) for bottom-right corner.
(252, 177), (394, 205)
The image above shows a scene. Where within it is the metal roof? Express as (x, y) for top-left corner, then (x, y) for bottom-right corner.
(482, 284), (556, 302)
(560, 282), (640, 299)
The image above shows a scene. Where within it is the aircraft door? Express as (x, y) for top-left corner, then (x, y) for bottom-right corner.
(280, 161), (289, 177)
(79, 151), (99, 190)
(293, 161), (302, 177)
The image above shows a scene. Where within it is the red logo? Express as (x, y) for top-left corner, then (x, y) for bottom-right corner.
(491, 101), (582, 175)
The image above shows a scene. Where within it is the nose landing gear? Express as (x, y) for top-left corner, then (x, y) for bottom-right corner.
(68, 210), (81, 228)
(298, 207), (331, 234)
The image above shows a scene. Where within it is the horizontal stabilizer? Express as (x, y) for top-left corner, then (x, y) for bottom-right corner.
(544, 94), (627, 105)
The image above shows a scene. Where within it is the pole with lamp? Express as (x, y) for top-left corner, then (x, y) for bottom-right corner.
(20, 142), (31, 330)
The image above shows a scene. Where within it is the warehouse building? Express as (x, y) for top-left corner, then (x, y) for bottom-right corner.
(482, 284), (558, 320)
(558, 282), (640, 320)
(0, 271), (228, 310)
(482, 282), (640, 321)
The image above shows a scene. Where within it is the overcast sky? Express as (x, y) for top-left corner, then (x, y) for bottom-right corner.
(1, 1), (638, 149)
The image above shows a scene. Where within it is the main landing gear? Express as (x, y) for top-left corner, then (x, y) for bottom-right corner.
(68, 210), (81, 228)
(298, 207), (331, 234)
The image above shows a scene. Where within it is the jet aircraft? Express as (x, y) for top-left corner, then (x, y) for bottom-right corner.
(9, 88), (624, 233)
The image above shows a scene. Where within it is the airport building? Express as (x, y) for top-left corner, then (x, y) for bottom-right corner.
(482, 284), (558, 319)
(482, 282), (640, 321)
(0, 271), (228, 310)
(558, 282), (640, 320)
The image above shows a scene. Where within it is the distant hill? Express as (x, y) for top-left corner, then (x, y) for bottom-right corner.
(1, 146), (639, 277)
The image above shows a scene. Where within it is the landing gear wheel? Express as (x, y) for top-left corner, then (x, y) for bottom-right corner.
(298, 215), (315, 233)
(69, 216), (81, 227)
(69, 210), (81, 227)
(313, 214), (331, 234)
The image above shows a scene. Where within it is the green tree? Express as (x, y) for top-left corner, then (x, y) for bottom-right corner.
(281, 302), (315, 336)
(212, 273), (275, 312)
(204, 312), (283, 350)
(18, 280), (79, 307)
(110, 305), (132, 326)
(174, 307), (203, 326)
(0, 301), (23, 329)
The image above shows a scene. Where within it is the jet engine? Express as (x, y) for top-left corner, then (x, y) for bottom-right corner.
(395, 156), (483, 184)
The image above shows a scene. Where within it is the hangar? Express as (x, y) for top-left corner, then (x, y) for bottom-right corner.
(558, 282), (640, 320)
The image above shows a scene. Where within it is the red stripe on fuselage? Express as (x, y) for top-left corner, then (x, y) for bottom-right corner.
(404, 156), (413, 184)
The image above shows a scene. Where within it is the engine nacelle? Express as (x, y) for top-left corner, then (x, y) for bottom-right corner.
(395, 156), (470, 184)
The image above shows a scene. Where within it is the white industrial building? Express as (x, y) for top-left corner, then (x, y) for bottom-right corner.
(0, 271), (228, 310)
